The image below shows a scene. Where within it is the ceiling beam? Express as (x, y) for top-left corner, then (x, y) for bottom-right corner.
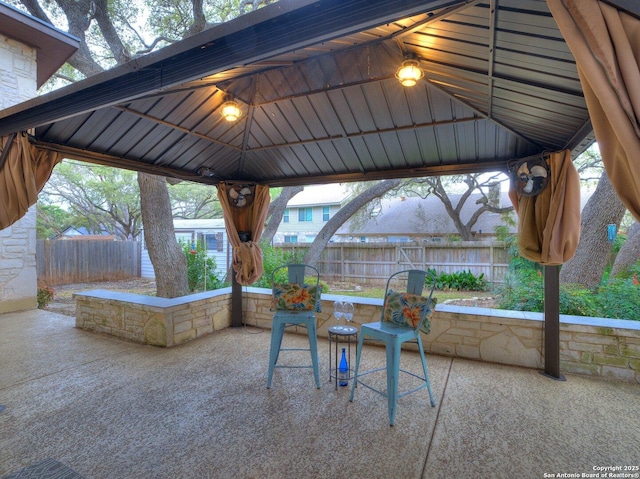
(563, 118), (594, 154)
(391, 0), (482, 41)
(486, 0), (497, 119)
(263, 160), (511, 187)
(32, 139), (219, 185)
(237, 77), (259, 178)
(114, 106), (241, 151)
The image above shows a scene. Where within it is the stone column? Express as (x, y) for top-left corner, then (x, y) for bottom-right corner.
(0, 32), (39, 313)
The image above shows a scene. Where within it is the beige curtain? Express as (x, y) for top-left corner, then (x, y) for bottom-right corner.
(547, 0), (640, 221)
(0, 132), (62, 230)
(509, 150), (581, 265)
(217, 183), (270, 285)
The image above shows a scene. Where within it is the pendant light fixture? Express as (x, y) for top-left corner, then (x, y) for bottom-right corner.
(221, 98), (242, 121)
(395, 55), (424, 87)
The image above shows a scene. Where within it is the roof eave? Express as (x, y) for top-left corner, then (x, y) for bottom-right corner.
(0, 2), (79, 87)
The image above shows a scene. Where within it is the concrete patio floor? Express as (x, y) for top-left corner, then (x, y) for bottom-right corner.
(1, 310), (638, 479)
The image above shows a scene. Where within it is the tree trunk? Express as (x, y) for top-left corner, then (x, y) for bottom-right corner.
(610, 222), (640, 279)
(138, 172), (189, 298)
(559, 172), (627, 288)
(261, 185), (304, 245)
(303, 179), (401, 266)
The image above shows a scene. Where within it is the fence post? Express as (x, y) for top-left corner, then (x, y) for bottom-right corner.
(489, 243), (495, 285)
(46, 239), (52, 284)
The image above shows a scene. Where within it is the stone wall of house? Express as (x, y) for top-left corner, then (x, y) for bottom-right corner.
(0, 33), (38, 313)
(73, 287), (640, 383)
(0, 33), (37, 109)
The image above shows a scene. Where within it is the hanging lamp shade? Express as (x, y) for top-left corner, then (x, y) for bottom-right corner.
(221, 100), (242, 121)
(395, 58), (424, 87)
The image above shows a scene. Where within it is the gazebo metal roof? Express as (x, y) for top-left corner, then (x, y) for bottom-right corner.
(0, 0), (597, 187)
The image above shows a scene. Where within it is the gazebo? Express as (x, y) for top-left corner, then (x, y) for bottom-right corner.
(1, 0), (639, 381)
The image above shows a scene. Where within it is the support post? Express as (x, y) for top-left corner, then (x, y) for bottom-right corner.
(541, 265), (565, 380)
(231, 273), (243, 328)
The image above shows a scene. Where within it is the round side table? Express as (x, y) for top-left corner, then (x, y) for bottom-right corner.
(328, 325), (358, 390)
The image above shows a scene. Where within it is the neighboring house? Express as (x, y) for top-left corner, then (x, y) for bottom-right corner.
(141, 219), (230, 280)
(335, 189), (596, 243)
(274, 184), (351, 243)
(53, 226), (115, 240)
(335, 192), (516, 243)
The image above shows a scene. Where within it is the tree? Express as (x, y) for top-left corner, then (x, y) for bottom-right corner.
(36, 202), (79, 239)
(169, 180), (223, 219)
(402, 173), (513, 241)
(303, 179), (402, 266)
(559, 171), (627, 288)
(610, 222), (640, 280)
(41, 161), (143, 239)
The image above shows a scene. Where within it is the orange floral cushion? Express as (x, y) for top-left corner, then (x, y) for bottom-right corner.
(383, 291), (434, 334)
(272, 283), (321, 312)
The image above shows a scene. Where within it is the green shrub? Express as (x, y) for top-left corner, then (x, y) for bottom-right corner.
(426, 268), (488, 291)
(180, 240), (223, 292)
(596, 275), (640, 320)
(558, 284), (599, 317)
(494, 238), (640, 320)
(254, 242), (307, 288)
(496, 260), (639, 320)
(496, 269), (544, 311)
(37, 283), (54, 309)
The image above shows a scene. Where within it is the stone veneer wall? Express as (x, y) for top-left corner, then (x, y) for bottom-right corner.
(74, 287), (640, 383)
(75, 289), (233, 346)
(243, 288), (640, 384)
(0, 33), (38, 313)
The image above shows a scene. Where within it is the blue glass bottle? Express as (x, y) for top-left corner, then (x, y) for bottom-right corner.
(339, 347), (349, 387)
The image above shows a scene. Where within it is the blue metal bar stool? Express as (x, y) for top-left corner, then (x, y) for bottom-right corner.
(267, 264), (322, 389)
(349, 269), (436, 425)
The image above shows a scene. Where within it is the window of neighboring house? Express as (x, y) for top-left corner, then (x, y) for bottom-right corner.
(322, 206), (330, 221)
(298, 207), (312, 222)
(388, 236), (410, 243)
(204, 233), (224, 251)
(283, 208), (290, 223)
(284, 235), (298, 243)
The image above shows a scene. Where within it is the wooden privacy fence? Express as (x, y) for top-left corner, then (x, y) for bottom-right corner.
(37, 239), (141, 285)
(36, 239), (508, 287)
(277, 241), (510, 286)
